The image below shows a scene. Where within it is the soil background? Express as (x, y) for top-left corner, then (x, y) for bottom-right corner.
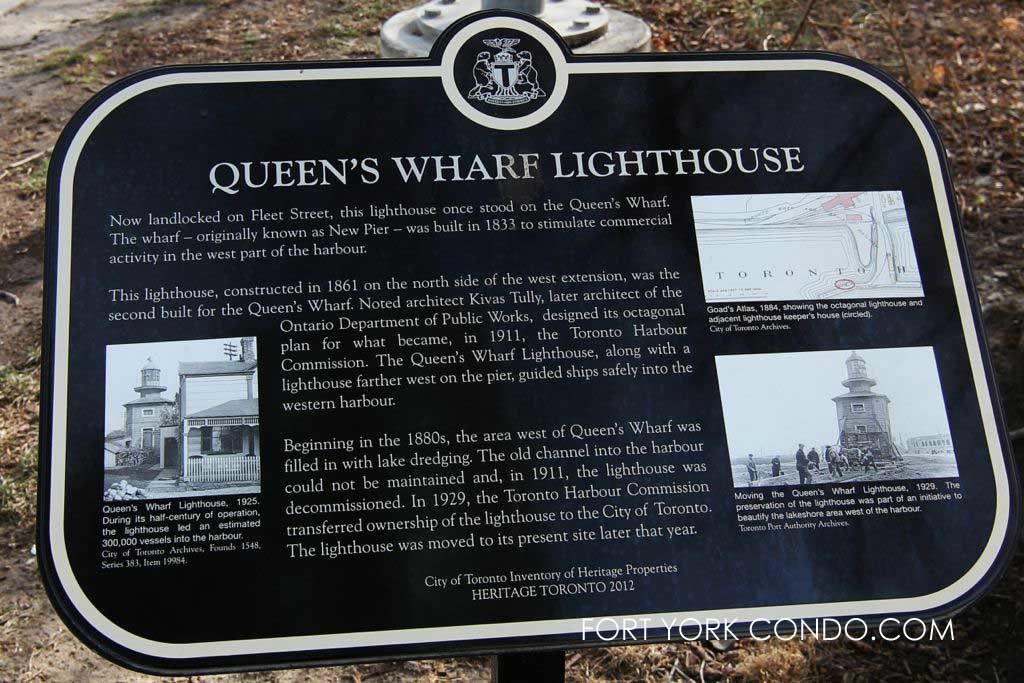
(1, 1), (1022, 681)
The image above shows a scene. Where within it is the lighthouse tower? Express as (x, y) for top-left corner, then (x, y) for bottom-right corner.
(123, 357), (174, 454)
(136, 358), (166, 397)
(832, 351), (895, 460)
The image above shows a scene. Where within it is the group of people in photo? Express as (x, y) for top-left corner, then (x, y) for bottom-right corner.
(746, 443), (898, 485)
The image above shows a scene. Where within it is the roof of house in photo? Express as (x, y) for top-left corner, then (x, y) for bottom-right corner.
(179, 359), (257, 376)
(104, 430), (126, 441)
(187, 398), (259, 419)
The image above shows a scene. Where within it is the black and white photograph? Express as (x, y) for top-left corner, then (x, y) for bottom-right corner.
(717, 347), (959, 487)
(103, 337), (261, 500)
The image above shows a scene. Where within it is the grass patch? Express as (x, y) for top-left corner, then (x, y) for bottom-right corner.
(103, 9), (140, 22)
(0, 363), (36, 406)
(38, 47), (85, 72)
(102, 0), (218, 23)
(242, 30), (265, 45)
(102, 8), (152, 23)
(31, 45), (110, 86)
(45, 47), (112, 86)
(16, 158), (49, 199)
(315, 18), (364, 44)
(0, 352), (40, 524)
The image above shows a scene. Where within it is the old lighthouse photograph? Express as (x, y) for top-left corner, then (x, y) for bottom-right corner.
(103, 336), (262, 500)
(716, 346), (960, 488)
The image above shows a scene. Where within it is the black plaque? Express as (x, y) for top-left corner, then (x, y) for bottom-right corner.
(38, 11), (1019, 674)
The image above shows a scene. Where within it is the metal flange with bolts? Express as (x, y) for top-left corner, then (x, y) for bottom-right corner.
(380, 0), (651, 57)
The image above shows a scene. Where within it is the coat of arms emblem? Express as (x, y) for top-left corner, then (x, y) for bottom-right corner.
(468, 38), (546, 106)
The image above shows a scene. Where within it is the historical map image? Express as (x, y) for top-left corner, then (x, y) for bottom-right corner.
(717, 347), (959, 488)
(692, 191), (924, 302)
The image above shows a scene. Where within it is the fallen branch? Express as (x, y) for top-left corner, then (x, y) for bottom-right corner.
(870, 0), (916, 87)
(7, 151), (45, 169)
(785, 0), (819, 49)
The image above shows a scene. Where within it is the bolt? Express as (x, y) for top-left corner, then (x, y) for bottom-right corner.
(584, 5), (601, 14)
(572, 19), (590, 29)
(424, 7), (441, 17)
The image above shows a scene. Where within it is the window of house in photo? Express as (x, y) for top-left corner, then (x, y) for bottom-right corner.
(143, 428), (154, 449)
(142, 408), (154, 416)
(856, 425), (867, 433)
(200, 426), (244, 455)
(852, 403), (865, 413)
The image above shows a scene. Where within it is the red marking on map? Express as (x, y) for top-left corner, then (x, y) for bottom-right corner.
(822, 192), (863, 210)
(846, 212), (864, 222)
(835, 279), (856, 290)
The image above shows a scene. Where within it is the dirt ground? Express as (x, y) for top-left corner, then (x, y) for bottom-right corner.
(1, 0), (1022, 681)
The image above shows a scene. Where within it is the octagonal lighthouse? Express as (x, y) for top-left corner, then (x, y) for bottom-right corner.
(832, 351), (896, 460)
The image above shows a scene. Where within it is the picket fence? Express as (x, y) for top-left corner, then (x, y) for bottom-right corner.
(186, 454), (260, 483)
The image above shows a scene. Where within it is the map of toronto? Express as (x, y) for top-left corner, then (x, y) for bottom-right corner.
(692, 191), (924, 302)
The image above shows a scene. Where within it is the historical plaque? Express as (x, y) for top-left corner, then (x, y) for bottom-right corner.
(38, 11), (1019, 674)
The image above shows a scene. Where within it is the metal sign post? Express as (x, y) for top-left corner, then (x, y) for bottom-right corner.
(381, 0), (650, 56)
(492, 650), (565, 682)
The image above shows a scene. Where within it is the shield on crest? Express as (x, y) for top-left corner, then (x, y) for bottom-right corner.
(490, 58), (519, 91)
